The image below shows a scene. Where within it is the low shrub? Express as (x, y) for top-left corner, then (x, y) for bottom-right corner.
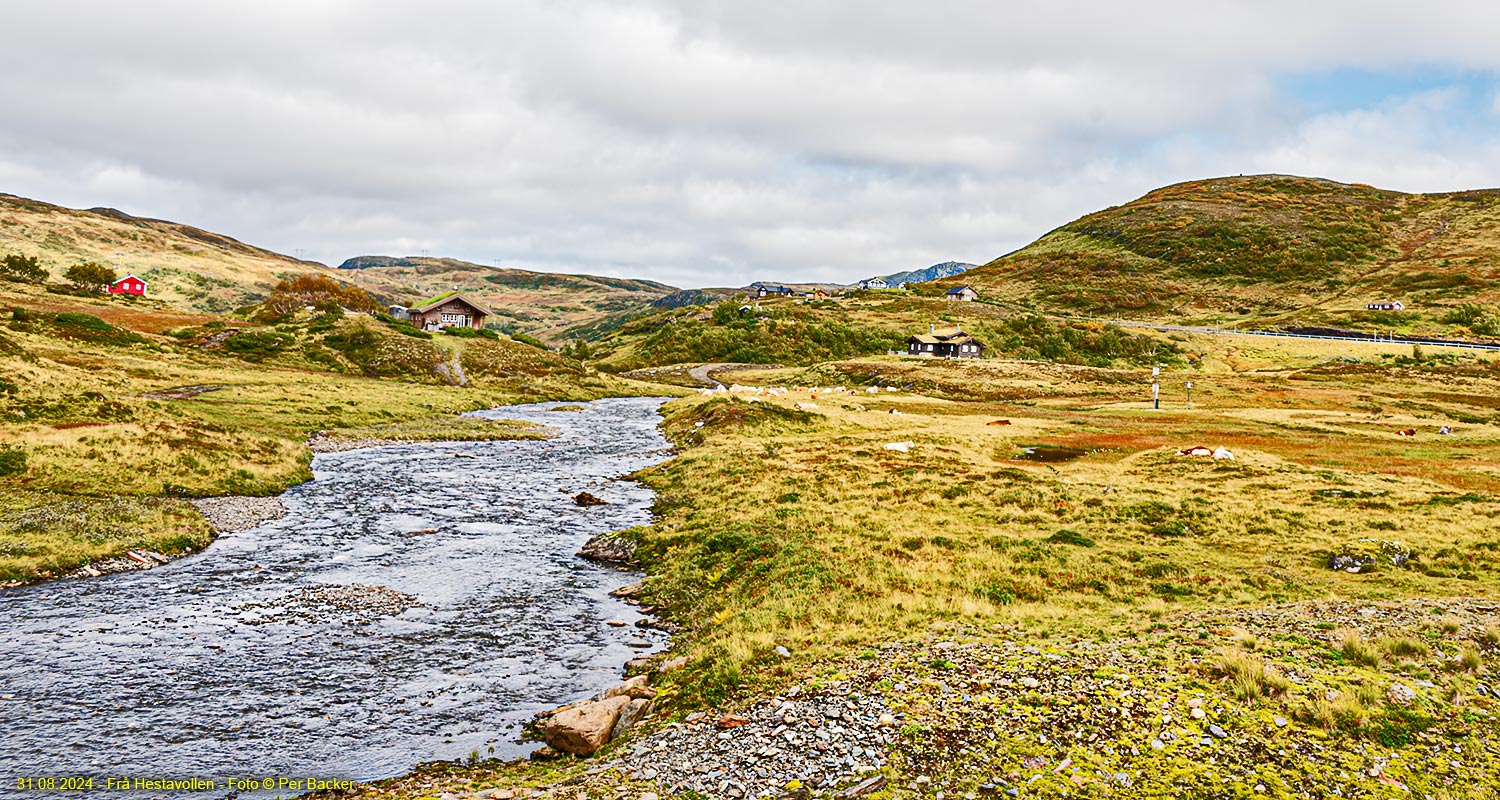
(0, 447), (27, 477)
(1047, 528), (1095, 547)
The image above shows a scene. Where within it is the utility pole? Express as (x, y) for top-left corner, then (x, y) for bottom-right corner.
(1152, 365), (1161, 410)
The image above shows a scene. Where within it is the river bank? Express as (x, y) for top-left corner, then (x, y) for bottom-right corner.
(0, 414), (555, 586)
(0, 397), (677, 795)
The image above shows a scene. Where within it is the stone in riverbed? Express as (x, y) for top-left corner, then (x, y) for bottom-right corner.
(573, 491), (607, 506)
(610, 581), (645, 598)
(542, 695), (633, 756)
(578, 531), (637, 564)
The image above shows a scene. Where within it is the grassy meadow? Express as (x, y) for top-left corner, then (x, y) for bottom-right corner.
(632, 342), (1500, 698)
(605, 335), (1496, 797)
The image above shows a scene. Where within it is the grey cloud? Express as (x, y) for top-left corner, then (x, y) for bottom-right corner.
(2, 1), (1499, 288)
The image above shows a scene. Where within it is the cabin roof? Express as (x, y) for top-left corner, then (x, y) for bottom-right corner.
(112, 274), (148, 285)
(411, 292), (494, 316)
(945, 285), (975, 295)
(909, 328), (979, 345)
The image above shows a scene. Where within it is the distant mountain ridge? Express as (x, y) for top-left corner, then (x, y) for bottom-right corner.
(879, 261), (975, 287)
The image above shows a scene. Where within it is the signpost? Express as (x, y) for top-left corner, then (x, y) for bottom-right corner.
(1152, 365), (1161, 410)
(1186, 380), (1193, 410)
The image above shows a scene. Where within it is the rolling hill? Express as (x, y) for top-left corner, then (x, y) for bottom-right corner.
(952, 174), (1500, 335)
(0, 192), (680, 338)
(0, 193), (328, 313)
(334, 256), (678, 342)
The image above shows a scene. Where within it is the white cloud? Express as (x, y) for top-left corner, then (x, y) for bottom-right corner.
(2, 2), (1500, 287)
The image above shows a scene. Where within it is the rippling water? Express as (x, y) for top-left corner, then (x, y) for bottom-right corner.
(0, 397), (672, 797)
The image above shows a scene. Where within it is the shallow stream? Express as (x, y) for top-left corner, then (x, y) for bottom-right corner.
(0, 397), (672, 797)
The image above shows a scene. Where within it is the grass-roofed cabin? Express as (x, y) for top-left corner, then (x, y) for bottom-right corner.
(406, 292), (493, 331)
(907, 325), (984, 359)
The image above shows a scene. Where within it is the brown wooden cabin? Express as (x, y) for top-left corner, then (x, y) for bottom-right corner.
(407, 293), (493, 331)
(907, 326), (983, 359)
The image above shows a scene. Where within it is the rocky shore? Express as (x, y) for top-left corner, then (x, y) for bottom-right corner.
(315, 597), (1500, 800)
(308, 432), (425, 453)
(191, 495), (287, 532)
(58, 496), (288, 581)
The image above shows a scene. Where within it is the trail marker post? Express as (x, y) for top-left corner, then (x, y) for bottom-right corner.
(1186, 381), (1193, 410)
(1152, 365), (1161, 410)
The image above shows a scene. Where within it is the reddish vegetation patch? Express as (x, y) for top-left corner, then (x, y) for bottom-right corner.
(5, 294), (216, 334)
(50, 421), (108, 430)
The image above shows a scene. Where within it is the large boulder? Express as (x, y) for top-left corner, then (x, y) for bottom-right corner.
(541, 695), (632, 756)
(610, 697), (653, 741)
(593, 674), (655, 701)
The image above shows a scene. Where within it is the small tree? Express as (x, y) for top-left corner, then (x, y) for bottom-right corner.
(263, 274), (380, 316)
(0, 254), (46, 284)
(64, 261), (117, 292)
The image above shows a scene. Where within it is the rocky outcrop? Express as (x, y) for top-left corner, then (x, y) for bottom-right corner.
(573, 491), (607, 507)
(1329, 538), (1412, 573)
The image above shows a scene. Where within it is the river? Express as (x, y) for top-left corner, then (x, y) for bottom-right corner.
(0, 397), (672, 797)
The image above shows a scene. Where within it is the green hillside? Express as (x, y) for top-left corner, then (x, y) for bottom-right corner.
(0, 193), (330, 313)
(954, 174), (1500, 336)
(335, 256), (677, 342)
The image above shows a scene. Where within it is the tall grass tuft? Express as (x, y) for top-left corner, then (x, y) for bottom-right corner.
(1204, 650), (1291, 701)
(1338, 631), (1381, 667)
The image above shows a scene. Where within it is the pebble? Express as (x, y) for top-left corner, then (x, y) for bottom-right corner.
(1208, 725), (1227, 739)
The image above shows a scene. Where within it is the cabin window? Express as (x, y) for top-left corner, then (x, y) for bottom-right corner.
(441, 312), (467, 325)
(925, 344), (932, 351)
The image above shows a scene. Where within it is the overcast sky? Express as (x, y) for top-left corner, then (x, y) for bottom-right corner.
(3, 2), (1500, 288)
